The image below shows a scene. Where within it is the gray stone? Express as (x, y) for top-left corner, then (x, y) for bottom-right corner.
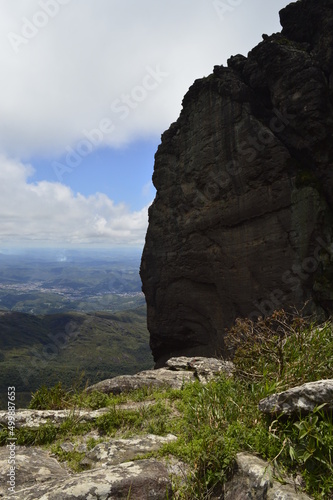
(60, 442), (75, 453)
(0, 446), (69, 497)
(165, 356), (234, 382)
(259, 379), (333, 415)
(86, 356), (234, 394)
(86, 367), (196, 394)
(85, 434), (177, 468)
(224, 452), (313, 499)
(14, 459), (172, 499)
(0, 408), (110, 429)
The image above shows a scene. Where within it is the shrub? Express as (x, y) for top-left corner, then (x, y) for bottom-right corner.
(29, 382), (71, 410)
(224, 309), (333, 392)
(269, 405), (333, 498)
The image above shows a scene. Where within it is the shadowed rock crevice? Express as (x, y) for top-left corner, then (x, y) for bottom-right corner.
(140, 0), (333, 365)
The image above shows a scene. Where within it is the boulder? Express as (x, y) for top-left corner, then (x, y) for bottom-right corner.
(13, 459), (172, 499)
(165, 356), (234, 382)
(0, 434), (178, 498)
(83, 434), (177, 468)
(224, 452), (313, 499)
(259, 379), (333, 415)
(86, 356), (233, 394)
(0, 446), (69, 497)
(85, 368), (196, 394)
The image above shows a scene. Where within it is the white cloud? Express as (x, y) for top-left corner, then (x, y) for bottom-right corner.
(0, 155), (148, 247)
(0, 0), (291, 158)
(0, 0), (291, 248)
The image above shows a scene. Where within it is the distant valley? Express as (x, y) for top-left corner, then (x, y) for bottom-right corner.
(0, 249), (145, 314)
(0, 249), (152, 408)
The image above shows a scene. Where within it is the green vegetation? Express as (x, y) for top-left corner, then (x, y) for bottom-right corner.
(1, 311), (332, 498)
(0, 306), (153, 408)
(225, 309), (333, 390)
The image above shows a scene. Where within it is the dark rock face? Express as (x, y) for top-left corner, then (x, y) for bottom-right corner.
(141, 0), (333, 366)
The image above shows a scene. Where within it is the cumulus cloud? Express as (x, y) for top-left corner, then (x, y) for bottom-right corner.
(0, 155), (148, 247)
(0, 0), (291, 247)
(0, 0), (290, 157)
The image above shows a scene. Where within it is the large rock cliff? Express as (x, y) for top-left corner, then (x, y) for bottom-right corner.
(140, 0), (333, 366)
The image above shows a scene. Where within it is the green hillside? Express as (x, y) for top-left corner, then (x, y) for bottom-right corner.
(0, 306), (153, 408)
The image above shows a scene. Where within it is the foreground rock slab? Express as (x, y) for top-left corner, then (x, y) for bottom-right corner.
(11, 459), (172, 500)
(82, 434), (178, 469)
(0, 402), (156, 430)
(86, 356), (234, 394)
(259, 379), (333, 415)
(86, 368), (196, 394)
(0, 408), (110, 429)
(224, 452), (313, 499)
(0, 446), (69, 497)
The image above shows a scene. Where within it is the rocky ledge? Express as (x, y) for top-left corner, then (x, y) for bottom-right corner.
(1, 357), (331, 499)
(85, 356), (235, 394)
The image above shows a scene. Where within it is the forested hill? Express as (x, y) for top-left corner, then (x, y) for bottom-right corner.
(0, 306), (152, 408)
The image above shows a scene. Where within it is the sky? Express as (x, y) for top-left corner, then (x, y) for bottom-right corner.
(0, 0), (292, 250)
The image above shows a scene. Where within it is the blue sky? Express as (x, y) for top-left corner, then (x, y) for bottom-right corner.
(0, 0), (292, 249)
(28, 139), (158, 211)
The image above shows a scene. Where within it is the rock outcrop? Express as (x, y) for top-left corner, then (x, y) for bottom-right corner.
(259, 379), (333, 415)
(0, 408), (110, 429)
(0, 447), (70, 495)
(2, 454), (173, 500)
(85, 356), (234, 394)
(2, 359), (329, 499)
(140, 0), (333, 365)
(224, 452), (312, 500)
